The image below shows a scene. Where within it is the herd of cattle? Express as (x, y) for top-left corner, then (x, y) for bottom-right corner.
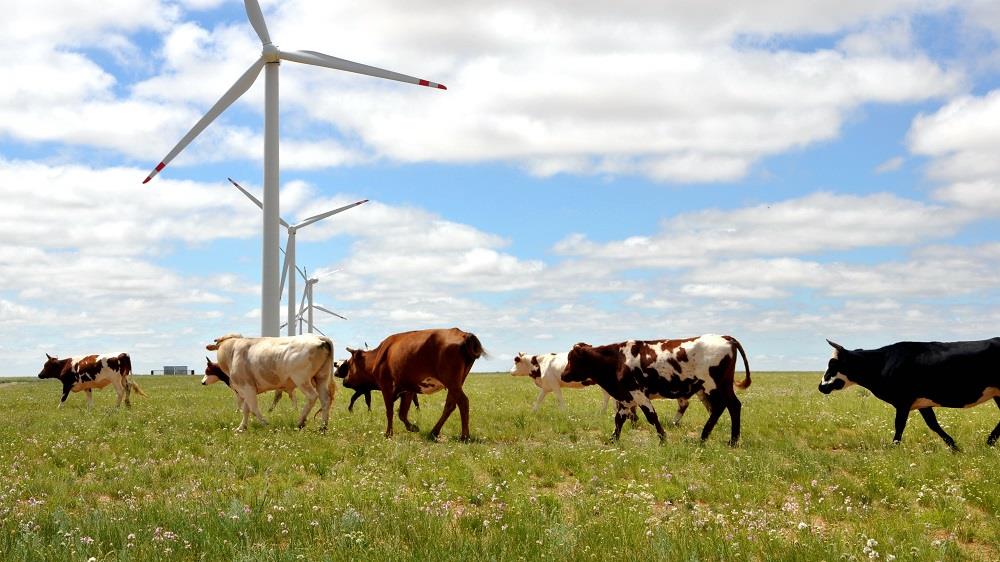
(36, 329), (1000, 450)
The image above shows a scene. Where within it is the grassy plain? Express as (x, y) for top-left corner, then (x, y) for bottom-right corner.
(0, 373), (998, 561)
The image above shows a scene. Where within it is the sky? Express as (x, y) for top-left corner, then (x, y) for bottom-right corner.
(2, 0), (999, 375)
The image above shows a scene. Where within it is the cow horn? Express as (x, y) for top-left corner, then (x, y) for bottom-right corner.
(205, 356), (212, 364)
(826, 339), (846, 351)
(45, 353), (53, 360)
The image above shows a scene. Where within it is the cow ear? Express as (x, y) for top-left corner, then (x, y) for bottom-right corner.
(206, 343), (218, 351)
(826, 339), (846, 352)
(346, 346), (356, 354)
(573, 342), (590, 349)
(59, 359), (73, 376)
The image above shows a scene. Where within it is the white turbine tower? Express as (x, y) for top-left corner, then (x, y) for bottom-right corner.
(228, 177), (365, 335)
(142, 0), (446, 336)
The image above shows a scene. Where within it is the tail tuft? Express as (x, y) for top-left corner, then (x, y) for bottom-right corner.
(462, 333), (486, 361)
(129, 380), (148, 397)
(731, 338), (751, 389)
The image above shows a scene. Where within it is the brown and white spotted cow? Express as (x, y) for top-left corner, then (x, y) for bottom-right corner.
(561, 335), (751, 446)
(37, 353), (146, 408)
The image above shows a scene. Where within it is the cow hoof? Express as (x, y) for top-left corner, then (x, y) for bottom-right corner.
(459, 434), (471, 443)
(948, 444), (961, 453)
(405, 424), (420, 433)
(384, 431), (394, 439)
(728, 440), (740, 448)
(988, 437), (998, 447)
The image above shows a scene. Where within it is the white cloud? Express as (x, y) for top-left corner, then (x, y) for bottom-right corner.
(4, 0), (966, 184)
(554, 192), (972, 268)
(875, 156), (905, 173)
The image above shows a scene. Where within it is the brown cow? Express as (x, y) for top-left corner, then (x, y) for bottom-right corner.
(340, 328), (484, 440)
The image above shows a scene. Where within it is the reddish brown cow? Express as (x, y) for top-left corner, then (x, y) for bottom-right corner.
(340, 328), (484, 440)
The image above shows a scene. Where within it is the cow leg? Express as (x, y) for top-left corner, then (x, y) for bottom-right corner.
(634, 394), (666, 442)
(601, 390), (611, 413)
(699, 393), (727, 442)
(348, 391), (362, 413)
(382, 383), (396, 438)
(236, 401), (251, 432)
(316, 379), (332, 432)
(85, 389), (94, 409)
(111, 378), (127, 408)
(918, 408), (959, 452)
(611, 402), (629, 442)
(673, 398), (690, 426)
(988, 398), (1000, 446)
(413, 394), (420, 410)
(430, 389), (460, 440)
(892, 407), (910, 444)
(726, 394), (742, 447)
(532, 388), (547, 412)
(398, 393), (420, 432)
(59, 383), (72, 408)
(555, 386), (566, 410)
(123, 378), (132, 408)
(295, 382), (319, 430)
(457, 389), (471, 441)
(267, 390), (283, 413)
(240, 390), (268, 427)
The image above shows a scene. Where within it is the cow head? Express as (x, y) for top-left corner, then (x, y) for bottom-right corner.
(202, 357), (230, 386)
(333, 358), (350, 379)
(510, 353), (539, 377)
(206, 333), (241, 351)
(562, 343), (615, 384)
(37, 354), (71, 380)
(340, 348), (371, 390)
(818, 340), (856, 394)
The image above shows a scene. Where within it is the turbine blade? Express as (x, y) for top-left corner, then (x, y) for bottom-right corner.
(228, 178), (291, 228)
(143, 58), (264, 183)
(314, 268), (342, 281)
(314, 304), (348, 320)
(278, 242), (291, 296)
(313, 325), (328, 337)
(243, 0), (271, 45)
(296, 265), (308, 282)
(279, 49), (447, 90)
(295, 199), (368, 229)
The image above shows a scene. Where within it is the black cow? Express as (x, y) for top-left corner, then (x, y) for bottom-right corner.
(819, 338), (1000, 450)
(562, 334), (751, 446)
(334, 358), (420, 413)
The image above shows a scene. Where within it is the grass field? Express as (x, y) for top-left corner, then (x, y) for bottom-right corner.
(1, 373), (998, 561)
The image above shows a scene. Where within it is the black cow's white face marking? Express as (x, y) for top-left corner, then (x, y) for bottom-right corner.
(818, 348), (853, 394)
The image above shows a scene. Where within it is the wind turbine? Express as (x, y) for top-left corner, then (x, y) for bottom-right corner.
(280, 266), (347, 335)
(228, 177), (366, 335)
(142, 0), (446, 337)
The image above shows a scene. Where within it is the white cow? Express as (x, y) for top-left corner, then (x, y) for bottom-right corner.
(511, 351), (693, 424)
(203, 333), (335, 432)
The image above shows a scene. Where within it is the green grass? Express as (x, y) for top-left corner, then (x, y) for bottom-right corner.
(1, 373), (998, 561)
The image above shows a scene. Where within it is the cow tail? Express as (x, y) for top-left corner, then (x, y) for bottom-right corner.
(129, 380), (148, 397)
(462, 333), (486, 362)
(732, 338), (751, 389)
(319, 336), (337, 402)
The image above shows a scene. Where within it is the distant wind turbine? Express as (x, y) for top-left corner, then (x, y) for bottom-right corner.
(280, 266), (347, 335)
(228, 177), (366, 335)
(142, 0), (446, 337)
